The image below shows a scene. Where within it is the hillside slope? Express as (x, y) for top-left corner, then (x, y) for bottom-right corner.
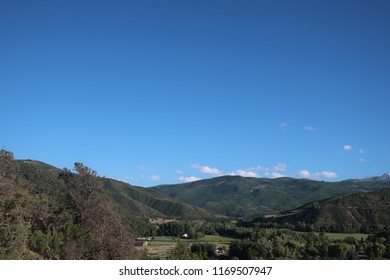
(2, 153), (138, 259)
(102, 178), (212, 219)
(1, 153), (215, 259)
(17, 160), (211, 220)
(153, 175), (390, 217)
(254, 189), (390, 232)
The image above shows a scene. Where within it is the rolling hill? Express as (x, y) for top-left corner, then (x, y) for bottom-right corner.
(5, 151), (389, 259)
(12, 159), (390, 225)
(152, 175), (390, 217)
(101, 177), (212, 219)
(20, 159), (390, 220)
(251, 188), (390, 232)
(1, 151), (213, 259)
(17, 160), (212, 220)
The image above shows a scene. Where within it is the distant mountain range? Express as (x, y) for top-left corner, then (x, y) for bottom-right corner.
(14, 159), (390, 224)
(4, 154), (390, 259)
(17, 160), (212, 223)
(152, 175), (390, 217)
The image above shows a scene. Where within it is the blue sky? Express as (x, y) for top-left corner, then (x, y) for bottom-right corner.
(1, 0), (389, 186)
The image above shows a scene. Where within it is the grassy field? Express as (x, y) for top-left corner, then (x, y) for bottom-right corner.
(144, 232), (371, 259)
(146, 235), (234, 259)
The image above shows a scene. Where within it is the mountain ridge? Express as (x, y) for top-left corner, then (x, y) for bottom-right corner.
(152, 175), (390, 217)
(250, 188), (390, 232)
(16, 159), (212, 220)
(13, 158), (390, 221)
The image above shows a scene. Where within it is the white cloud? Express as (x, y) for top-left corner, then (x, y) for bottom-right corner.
(274, 162), (287, 172)
(304, 126), (316, 132)
(229, 170), (258, 178)
(149, 175), (161, 181)
(359, 158), (366, 163)
(280, 122), (287, 130)
(298, 170), (311, 178)
(297, 170), (337, 179)
(264, 172), (286, 178)
(359, 149), (365, 154)
(175, 170), (184, 174)
(343, 145), (353, 151)
(271, 172), (285, 178)
(318, 171), (337, 178)
(192, 164), (224, 176)
(178, 176), (201, 183)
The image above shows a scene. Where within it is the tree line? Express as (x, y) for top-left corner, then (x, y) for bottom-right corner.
(165, 224), (390, 260)
(244, 220), (390, 234)
(228, 227), (390, 260)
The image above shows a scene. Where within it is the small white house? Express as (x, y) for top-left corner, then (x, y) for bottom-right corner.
(182, 233), (189, 239)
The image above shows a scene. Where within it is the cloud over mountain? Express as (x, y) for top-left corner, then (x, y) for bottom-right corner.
(191, 164), (224, 176)
(178, 176), (201, 183)
(298, 170), (337, 179)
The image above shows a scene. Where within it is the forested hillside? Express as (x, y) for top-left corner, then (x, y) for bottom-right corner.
(153, 176), (390, 217)
(3, 149), (390, 260)
(0, 150), (136, 259)
(0, 150), (210, 259)
(102, 178), (212, 220)
(251, 189), (390, 233)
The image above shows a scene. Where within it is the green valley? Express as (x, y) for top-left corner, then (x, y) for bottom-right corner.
(2, 150), (390, 260)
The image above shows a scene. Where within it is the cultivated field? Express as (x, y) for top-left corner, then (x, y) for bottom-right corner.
(146, 235), (234, 259)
